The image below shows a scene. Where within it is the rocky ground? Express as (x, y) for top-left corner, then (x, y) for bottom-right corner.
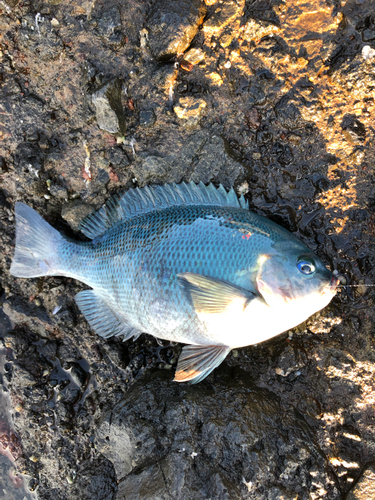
(0, 0), (375, 498)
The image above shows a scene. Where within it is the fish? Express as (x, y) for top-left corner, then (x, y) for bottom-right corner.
(10, 182), (339, 383)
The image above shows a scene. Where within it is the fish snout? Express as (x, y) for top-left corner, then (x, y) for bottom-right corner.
(322, 275), (340, 295)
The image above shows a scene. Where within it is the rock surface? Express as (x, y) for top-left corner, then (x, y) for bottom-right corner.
(147, 0), (207, 60)
(0, 0), (375, 499)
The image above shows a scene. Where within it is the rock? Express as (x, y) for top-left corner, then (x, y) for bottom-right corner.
(147, 0), (207, 60)
(91, 80), (126, 135)
(139, 109), (156, 127)
(134, 156), (172, 185)
(96, 371), (340, 499)
(275, 94), (307, 129)
(95, 420), (133, 480)
(61, 201), (95, 232)
(96, 6), (123, 47)
(151, 66), (179, 93)
(49, 184), (68, 199)
(347, 465), (375, 500)
(204, 0), (243, 32)
(1, 0), (375, 498)
(117, 462), (171, 500)
(18, 16), (64, 62)
(362, 29), (375, 42)
(184, 47), (206, 65)
(186, 133), (244, 187)
(362, 45), (375, 60)
(174, 96), (207, 128)
(341, 114), (366, 143)
(70, 457), (117, 500)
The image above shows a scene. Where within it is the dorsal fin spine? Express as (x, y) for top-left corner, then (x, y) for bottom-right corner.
(79, 182), (249, 240)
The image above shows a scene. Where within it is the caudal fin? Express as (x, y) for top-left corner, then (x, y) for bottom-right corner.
(10, 202), (63, 278)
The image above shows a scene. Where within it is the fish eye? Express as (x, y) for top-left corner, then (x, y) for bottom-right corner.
(297, 260), (315, 275)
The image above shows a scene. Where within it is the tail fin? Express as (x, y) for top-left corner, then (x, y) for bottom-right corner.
(10, 202), (63, 278)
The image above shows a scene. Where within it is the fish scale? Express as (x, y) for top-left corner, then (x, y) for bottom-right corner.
(10, 182), (338, 383)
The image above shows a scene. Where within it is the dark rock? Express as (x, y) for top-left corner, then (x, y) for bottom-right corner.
(275, 96), (306, 129)
(1, 0), (375, 498)
(139, 109), (156, 127)
(362, 29), (375, 42)
(70, 456), (117, 500)
(242, 0), (281, 27)
(96, 371), (340, 499)
(147, 0), (207, 60)
(341, 114), (366, 142)
(204, 0), (242, 32)
(96, 6), (123, 48)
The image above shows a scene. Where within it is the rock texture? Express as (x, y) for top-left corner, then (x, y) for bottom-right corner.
(0, 0), (375, 499)
(147, 0), (207, 60)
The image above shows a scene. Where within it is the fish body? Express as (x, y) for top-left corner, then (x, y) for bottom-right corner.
(10, 183), (338, 383)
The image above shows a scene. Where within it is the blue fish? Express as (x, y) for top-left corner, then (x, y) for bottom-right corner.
(10, 182), (338, 383)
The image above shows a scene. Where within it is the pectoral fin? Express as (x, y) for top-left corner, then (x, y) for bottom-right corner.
(177, 272), (254, 315)
(75, 290), (140, 341)
(174, 344), (231, 384)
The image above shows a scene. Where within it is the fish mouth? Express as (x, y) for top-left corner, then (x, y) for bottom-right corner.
(322, 276), (340, 295)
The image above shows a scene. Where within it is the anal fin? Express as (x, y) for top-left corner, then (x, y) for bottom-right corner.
(75, 290), (140, 341)
(174, 344), (231, 384)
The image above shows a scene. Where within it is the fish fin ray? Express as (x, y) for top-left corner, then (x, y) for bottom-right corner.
(10, 202), (63, 278)
(174, 344), (231, 383)
(79, 182), (249, 239)
(75, 290), (140, 341)
(177, 273), (255, 315)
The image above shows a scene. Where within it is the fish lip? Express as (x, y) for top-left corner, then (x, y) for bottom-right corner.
(322, 276), (340, 295)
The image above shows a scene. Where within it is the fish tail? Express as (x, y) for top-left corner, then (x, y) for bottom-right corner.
(10, 202), (64, 278)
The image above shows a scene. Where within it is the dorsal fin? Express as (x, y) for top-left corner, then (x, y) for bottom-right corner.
(79, 181), (248, 240)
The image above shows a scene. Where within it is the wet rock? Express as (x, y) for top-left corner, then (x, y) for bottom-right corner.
(61, 202), (95, 232)
(275, 95), (306, 129)
(245, 107), (261, 130)
(147, 0), (207, 60)
(117, 462), (173, 500)
(95, 420), (133, 480)
(1, 0), (375, 497)
(96, 371), (340, 499)
(362, 29), (375, 42)
(91, 80), (126, 135)
(174, 96), (207, 128)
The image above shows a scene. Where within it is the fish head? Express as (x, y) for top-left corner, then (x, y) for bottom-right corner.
(255, 241), (339, 319)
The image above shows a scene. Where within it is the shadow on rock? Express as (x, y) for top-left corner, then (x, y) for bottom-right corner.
(96, 368), (340, 500)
